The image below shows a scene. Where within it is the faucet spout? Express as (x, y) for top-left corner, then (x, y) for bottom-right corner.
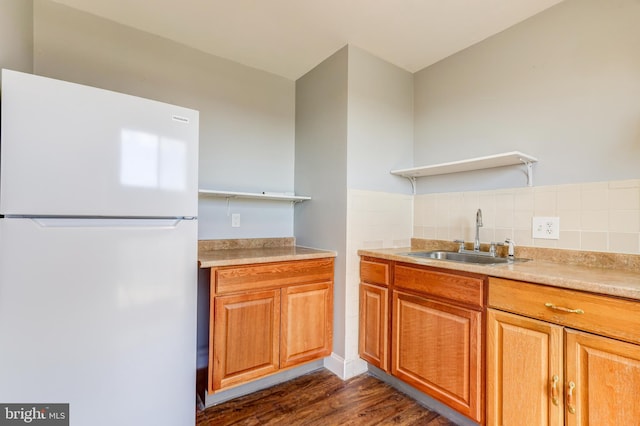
(474, 209), (483, 251)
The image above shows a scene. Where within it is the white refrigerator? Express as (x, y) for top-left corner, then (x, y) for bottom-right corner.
(0, 69), (199, 426)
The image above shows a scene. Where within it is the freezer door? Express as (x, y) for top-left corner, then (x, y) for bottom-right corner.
(0, 69), (198, 217)
(0, 218), (197, 426)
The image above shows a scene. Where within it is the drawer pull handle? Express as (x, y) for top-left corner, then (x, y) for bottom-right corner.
(544, 302), (584, 314)
(567, 381), (576, 414)
(551, 374), (559, 406)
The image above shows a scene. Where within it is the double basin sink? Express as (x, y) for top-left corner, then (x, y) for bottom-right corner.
(402, 250), (528, 265)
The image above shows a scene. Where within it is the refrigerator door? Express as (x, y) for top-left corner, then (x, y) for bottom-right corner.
(0, 69), (198, 217)
(0, 217), (197, 426)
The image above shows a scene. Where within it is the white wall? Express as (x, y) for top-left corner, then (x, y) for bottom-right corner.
(0, 0), (33, 74)
(295, 46), (414, 377)
(344, 47), (413, 368)
(413, 0), (640, 194)
(32, 0), (296, 239)
(295, 46), (349, 360)
(347, 46), (414, 193)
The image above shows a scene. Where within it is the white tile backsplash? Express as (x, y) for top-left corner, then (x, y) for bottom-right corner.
(348, 181), (640, 372)
(609, 187), (639, 210)
(347, 189), (413, 365)
(413, 179), (640, 254)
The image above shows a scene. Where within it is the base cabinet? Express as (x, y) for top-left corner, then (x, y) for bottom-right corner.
(359, 258), (391, 372)
(208, 258), (334, 393)
(488, 277), (640, 426)
(280, 282), (333, 368)
(359, 282), (389, 371)
(565, 329), (640, 426)
(359, 257), (485, 424)
(487, 308), (564, 425)
(393, 290), (482, 421)
(213, 290), (281, 390)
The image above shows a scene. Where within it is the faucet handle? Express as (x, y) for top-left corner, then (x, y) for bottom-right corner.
(489, 242), (497, 256)
(453, 239), (465, 251)
(504, 238), (516, 257)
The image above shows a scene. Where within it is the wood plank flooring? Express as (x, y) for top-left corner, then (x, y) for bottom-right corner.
(196, 369), (458, 425)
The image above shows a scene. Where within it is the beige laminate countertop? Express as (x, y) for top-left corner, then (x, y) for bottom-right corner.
(359, 247), (640, 302)
(199, 245), (336, 268)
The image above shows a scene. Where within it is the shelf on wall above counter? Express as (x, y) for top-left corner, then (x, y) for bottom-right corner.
(198, 189), (311, 203)
(390, 151), (538, 192)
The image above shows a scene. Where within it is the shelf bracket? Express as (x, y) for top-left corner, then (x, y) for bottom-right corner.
(521, 159), (534, 187)
(404, 176), (417, 195)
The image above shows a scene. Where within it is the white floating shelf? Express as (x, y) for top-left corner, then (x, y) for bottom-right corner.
(391, 151), (537, 178)
(198, 189), (311, 202)
(391, 151), (538, 190)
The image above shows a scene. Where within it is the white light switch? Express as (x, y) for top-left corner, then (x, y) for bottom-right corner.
(231, 213), (240, 227)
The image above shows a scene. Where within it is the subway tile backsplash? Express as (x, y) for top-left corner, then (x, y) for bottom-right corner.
(414, 179), (640, 254)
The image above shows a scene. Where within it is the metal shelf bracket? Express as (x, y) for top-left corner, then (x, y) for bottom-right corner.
(521, 159), (534, 187)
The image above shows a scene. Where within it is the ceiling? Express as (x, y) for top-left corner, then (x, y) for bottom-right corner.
(51, 0), (565, 80)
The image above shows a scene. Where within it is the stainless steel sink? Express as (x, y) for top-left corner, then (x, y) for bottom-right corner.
(402, 250), (515, 265)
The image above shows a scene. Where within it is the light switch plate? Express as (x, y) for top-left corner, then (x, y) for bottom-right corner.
(231, 213), (240, 227)
(532, 216), (560, 239)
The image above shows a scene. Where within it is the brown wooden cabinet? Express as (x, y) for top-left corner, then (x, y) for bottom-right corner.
(393, 265), (485, 423)
(212, 289), (281, 390)
(393, 290), (483, 422)
(565, 329), (640, 426)
(359, 282), (389, 371)
(359, 258), (391, 371)
(280, 281), (333, 368)
(488, 277), (640, 426)
(208, 258), (334, 393)
(359, 257), (485, 424)
(487, 308), (564, 425)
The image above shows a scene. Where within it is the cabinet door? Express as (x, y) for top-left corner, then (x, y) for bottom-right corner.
(211, 290), (280, 391)
(280, 282), (333, 368)
(487, 309), (564, 426)
(565, 329), (640, 426)
(359, 283), (389, 371)
(392, 291), (483, 422)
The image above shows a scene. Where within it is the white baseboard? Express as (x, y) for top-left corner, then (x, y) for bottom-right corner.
(323, 353), (368, 380)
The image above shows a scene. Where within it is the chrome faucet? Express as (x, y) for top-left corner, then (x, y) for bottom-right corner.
(474, 208), (483, 251)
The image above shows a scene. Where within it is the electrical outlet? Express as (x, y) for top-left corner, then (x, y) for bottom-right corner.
(532, 216), (560, 239)
(231, 213), (240, 228)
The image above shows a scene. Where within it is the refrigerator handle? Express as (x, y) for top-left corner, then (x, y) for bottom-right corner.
(27, 218), (193, 228)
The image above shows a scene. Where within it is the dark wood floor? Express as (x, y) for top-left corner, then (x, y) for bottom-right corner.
(196, 369), (458, 425)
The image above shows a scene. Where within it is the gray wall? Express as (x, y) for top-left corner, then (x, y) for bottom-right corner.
(0, 0), (33, 74)
(347, 47), (414, 192)
(32, 0), (296, 239)
(413, 0), (640, 194)
(295, 47), (349, 357)
(295, 46), (414, 365)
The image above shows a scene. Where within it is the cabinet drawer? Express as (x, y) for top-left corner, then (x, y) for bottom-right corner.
(489, 277), (640, 345)
(360, 258), (391, 286)
(213, 258), (334, 295)
(394, 264), (485, 309)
